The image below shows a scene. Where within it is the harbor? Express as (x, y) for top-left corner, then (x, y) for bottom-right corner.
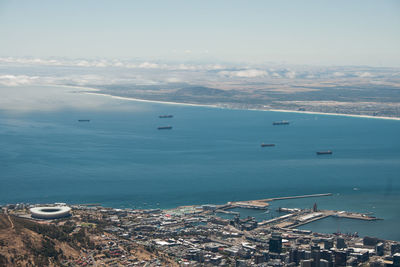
(2, 195), (390, 267)
(207, 193), (381, 231)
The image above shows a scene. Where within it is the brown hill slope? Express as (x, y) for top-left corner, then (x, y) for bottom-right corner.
(0, 213), (80, 267)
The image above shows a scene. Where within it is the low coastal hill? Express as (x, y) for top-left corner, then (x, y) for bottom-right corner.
(0, 213), (81, 266)
(0, 212), (178, 267)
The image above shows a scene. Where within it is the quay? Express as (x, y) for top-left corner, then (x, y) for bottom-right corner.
(216, 209), (240, 216)
(259, 213), (298, 226)
(228, 200), (269, 210)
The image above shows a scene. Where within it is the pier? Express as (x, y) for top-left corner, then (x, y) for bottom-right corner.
(260, 193), (333, 202)
(225, 193), (332, 210)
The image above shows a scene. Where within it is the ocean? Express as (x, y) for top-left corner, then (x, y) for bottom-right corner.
(0, 85), (399, 240)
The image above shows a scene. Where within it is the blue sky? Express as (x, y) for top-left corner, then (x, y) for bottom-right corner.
(0, 0), (399, 66)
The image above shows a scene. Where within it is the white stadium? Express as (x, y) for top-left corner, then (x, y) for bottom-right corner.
(30, 206), (71, 219)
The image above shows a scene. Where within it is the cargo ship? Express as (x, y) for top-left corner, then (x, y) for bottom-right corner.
(261, 143), (275, 147)
(273, 121), (289, 125)
(316, 150), (332, 155)
(159, 115), (173, 118)
(157, 126), (172, 130)
(78, 119), (90, 122)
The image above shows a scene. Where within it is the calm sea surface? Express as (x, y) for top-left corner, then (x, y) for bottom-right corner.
(1, 86), (400, 240)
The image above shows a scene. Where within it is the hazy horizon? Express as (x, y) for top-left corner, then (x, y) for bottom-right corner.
(1, 0), (399, 67)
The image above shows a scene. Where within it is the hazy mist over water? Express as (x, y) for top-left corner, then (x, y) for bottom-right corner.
(0, 85), (400, 240)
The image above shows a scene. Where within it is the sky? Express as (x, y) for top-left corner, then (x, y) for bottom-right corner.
(0, 0), (399, 67)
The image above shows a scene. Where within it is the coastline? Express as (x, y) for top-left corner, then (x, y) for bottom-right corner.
(267, 109), (400, 121)
(63, 84), (400, 121)
(83, 91), (222, 109)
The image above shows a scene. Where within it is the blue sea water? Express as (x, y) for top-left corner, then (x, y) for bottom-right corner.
(0, 86), (400, 240)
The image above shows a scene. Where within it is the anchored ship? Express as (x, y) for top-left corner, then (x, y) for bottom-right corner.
(157, 126), (173, 130)
(261, 143), (275, 147)
(273, 121), (289, 125)
(316, 150), (332, 155)
(78, 119), (90, 122)
(159, 115), (173, 118)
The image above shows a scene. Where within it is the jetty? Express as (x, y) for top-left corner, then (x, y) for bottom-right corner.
(224, 193), (332, 210)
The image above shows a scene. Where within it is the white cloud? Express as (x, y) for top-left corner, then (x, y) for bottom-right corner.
(176, 64), (197, 71)
(355, 71), (373, 78)
(285, 71), (296, 79)
(218, 69), (268, 78)
(0, 57), (230, 72)
(76, 60), (91, 67)
(333, 72), (345, 77)
(206, 64), (224, 70)
(0, 85), (146, 113)
(138, 62), (160, 69)
(112, 61), (124, 67)
(94, 61), (108, 67)
(0, 75), (40, 86)
(165, 77), (181, 83)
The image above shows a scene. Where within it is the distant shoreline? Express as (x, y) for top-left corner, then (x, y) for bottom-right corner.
(267, 109), (400, 121)
(83, 91), (222, 109)
(65, 85), (400, 121)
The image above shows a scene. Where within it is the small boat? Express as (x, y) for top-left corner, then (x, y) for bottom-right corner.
(159, 115), (173, 118)
(158, 126), (172, 130)
(78, 119), (90, 122)
(316, 150), (332, 155)
(261, 143), (275, 147)
(273, 121), (289, 125)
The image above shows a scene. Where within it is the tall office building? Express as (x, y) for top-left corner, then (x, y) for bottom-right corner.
(269, 232), (283, 254)
(334, 251), (347, 267)
(393, 253), (400, 267)
(311, 245), (321, 267)
(376, 242), (384, 256)
(336, 237), (346, 249)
